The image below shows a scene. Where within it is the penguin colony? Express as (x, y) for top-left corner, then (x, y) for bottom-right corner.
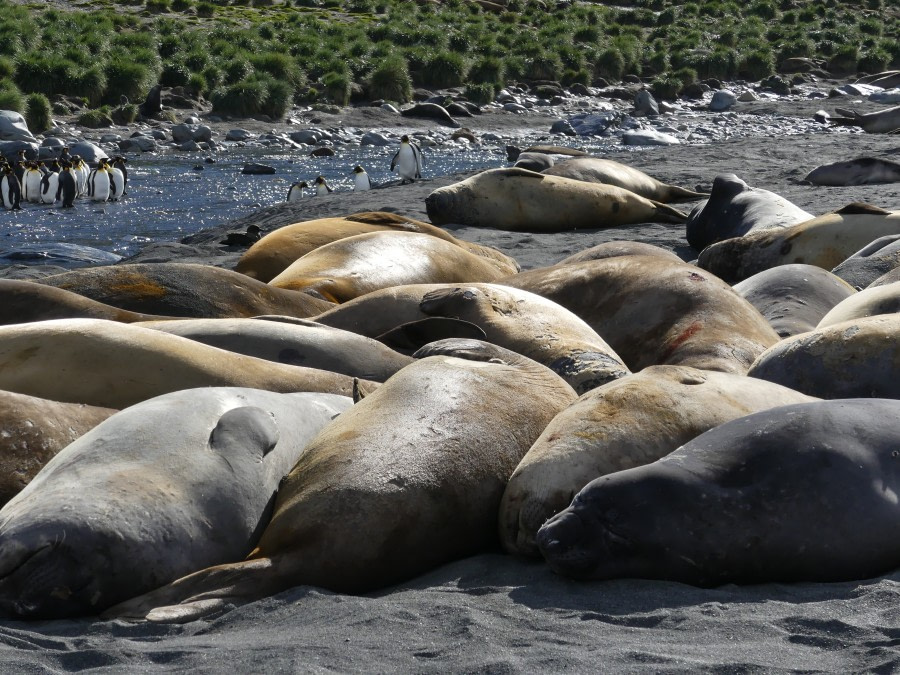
(0, 148), (128, 210)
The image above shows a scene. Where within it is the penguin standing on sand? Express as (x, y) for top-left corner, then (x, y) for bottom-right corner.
(286, 180), (308, 202)
(40, 161), (60, 205)
(0, 163), (22, 210)
(56, 161), (77, 208)
(351, 165), (371, 191)
(87, 158), (112, 202)
(390, 135), (423, 184)
(313, 175), (333, 196)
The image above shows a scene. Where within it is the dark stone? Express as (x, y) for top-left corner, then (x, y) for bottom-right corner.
(241, 163), (276, 175)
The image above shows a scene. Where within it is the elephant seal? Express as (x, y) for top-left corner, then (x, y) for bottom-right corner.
(869, 266), (900, 288)
(268, 231), (517, 302)
(501, 366), (817, 556)
(0, 278), (176, 326)
(830, 105), (900, 133)
(419, 284), (630, 393)
(0, 391), (116, 507)
(105, 340), (577, 623)
(554, 241), (682, 266)
(685, 173), (813, 251)
(37, 263), (333, 318)
(234, 211), (518, 283)
(815, 281), (900, 328)
(137, 317), (413, 381)
(0, 318), (375, 408)
(732, 264), (856, 337)
(425, 168), (687, 231)
(513, 152), (555, 172)
(698, 203), (900, 284)
(502, 255), (779, 374)
(542, 157), (707, 202)
(804, 157), (900, 186)
(537, 399), (900, 585)
(0, 388), (351, 618)
(748, 314), (900, 399)
(831, 235), (900, 289)
(401, 103), (459, 128)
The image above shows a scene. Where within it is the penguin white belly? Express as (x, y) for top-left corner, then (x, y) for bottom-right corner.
(75, 165), (89, 196)
(40, 173), (59, 204)
(286, 184), (303, 202)
(109, 168), (125, 200)
(394, 145), (422, 181)
(24, 171), (42, 203)
(88, 170), (110, 201)
(354, 173), (370, 191)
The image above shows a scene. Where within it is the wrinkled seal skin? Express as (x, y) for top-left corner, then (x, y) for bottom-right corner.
(685, 173), (812, 252)
(105, 340), (577, 623)
(0, 388), (351, 619)
(268, 231), (517, 303)
(0, 318), (375, 408)
(816, 281), (900, 329)
(732, 264), (856, 338)
(425, 167), (687, 232)
(37, 262), (333, 318)
(804, 157), (900, 186)
(698, 203), (900, 284)
(500, 366), (817, 556)
(234, 211), (518, 283)
(538, 399), (900, 585)
(748, 314), (900, 399)
(0, 391), (116, 507)
(543, 157), (707, 202)
(502, 255), (779, 374)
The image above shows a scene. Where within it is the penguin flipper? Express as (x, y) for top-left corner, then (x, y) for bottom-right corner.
(390, 150), (400, 172)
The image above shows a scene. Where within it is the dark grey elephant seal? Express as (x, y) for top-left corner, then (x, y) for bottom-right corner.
(831, 235), (900, 289)
(748, 314), (900, 399)
(537, 398), (900, 585)
(685, 173), (812, 251)
(401, 103), (459, 128)
(0, 387), (351, 619)
(804, 157), (900, 186)
(543, 157), (707, 202)
(732, 264), (856, 337)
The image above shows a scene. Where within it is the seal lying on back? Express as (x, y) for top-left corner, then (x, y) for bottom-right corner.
(542, 157), (707, 202)
(538, 399), (900, 585)
(0, 388), (351, 619)
(804, 157), (900, 186)
(425, 168), (687, 231)
(685, 173), (813, 251)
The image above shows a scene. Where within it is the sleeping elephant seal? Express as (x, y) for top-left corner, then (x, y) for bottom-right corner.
(803, 157), (900, 186)
(105, 340), (577, 623)
(816, 281), (900, 328)
(830, 235), (900, 289)
(698, 203), (900, 283)
(234, 211), (518, 283)
(0, 388), (351, 619)
(502, 255), (780, 374)
(37, 262), (333, 318)
(685, 173), (813, 252)
(0, 392), (116, 507)
(537, 398), (900, 585)
(0, 318), (375, 408)
(732, 264), (856, 338)
(554, 240), (682, 266)
(542, 157), (707, 202)
(748, 314), (900, 399)
(500, 366), (817, 556)
(829, 105), (900, 134)
(268, 231), (517, 303)
(136, 317), (413, 382)
(425, 168), (687, 231)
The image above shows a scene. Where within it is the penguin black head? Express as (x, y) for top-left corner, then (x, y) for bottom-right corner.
(352, 165), (366, 174)
(400, 135), (410, 143)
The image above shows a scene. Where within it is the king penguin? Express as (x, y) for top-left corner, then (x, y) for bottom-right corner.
(0, 163), (21, 210)
(351, 165), (371, 191)
(286, 180), (308, 202)
(87, 158), (112, 202)
(314, 175), (333, 195)
(40, 161), (60, 205)
(22, 161), (43, 204)
(109, 156), (127, 200)
(390, 134), (423, 184)
(56, 160), (78, 208)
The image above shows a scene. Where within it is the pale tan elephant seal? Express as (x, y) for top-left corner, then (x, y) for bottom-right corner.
(542, 157), (708, 202)
(499, 365), (818, 556)
(0, 318), (376, 408)
(816, 281), (900, 328)
(554, 241), (681, 266)
(502, 255), (779, 374)
(698, 203), (900, 283)
(234, 211), (519, 282)
(268, 231), (517, 302)
(0, 391), (116, 507)
(105, 340), (577, 623)
(425, 168), (687, 231)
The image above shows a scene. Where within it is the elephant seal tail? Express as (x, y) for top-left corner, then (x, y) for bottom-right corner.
(664, 185), (710, 201)
(653, 201), (689, 223)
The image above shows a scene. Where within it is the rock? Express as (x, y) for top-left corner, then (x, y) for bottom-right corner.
(242, 163), (276, 175)
(99, 134), (122, 143)
(813, 110), (830, 123)
(738, 90), (760, 102)
(709, 89), (737, 111)
(310, 147), (335, 157)
(633, 89), (659, 117)
(192, 126), (213, 142)
(761, 76), (791, 95)
(361, 131), (392, 147)
(681, 83), (710, 99)
(567, 110), (620, 136)
(118, 137), (157, 152)
(178, 140), (201, 152)
(68, 141), (108, 163)
(183, 115), (201, 124)
(503, 103), (528, 113)
(870, 89), (900, 104)
(0, 110), (36, 142)
(289, 130), (321, 144)
(622, 129), (680, 146)
(550, 120), (576, 136)
(836, 83), (883, 97)
(779, 57), (826, 73)
(225, 129), (254, 142)
(381, 103), (400, 114)
(171, 124), (196, 144)
(0, 140), (38, 163)
(569, 83), (590, 96)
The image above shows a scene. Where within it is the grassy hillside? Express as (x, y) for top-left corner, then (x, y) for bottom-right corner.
(1, 0), (897, 128)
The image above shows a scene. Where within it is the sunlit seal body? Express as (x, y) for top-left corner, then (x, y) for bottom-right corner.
(0, 388), (351, 619)
(106, 341), (577, 623)
(685, 173), (813, 251)
(543, 157), (707, 202)
(829, 105), (900, 134)
(0, 318), (374, 408)
(538, 399), (900, 585)
(501, 366), (817, 556)
(554, 241), (682, 266)
(502, 255), (779, 374)
(425, 168), (687, 231)
(0, 391), (116, 508)
(268, 231), (516, 303)
(748, 314), (900, 399)
(37, 262), (333, 318)
(804, 157), (900, 186)
(234, 211), (518, 283)
(732, 264), (856, 338)
(830, 235), (900, 289)
(698, 204), (900, 283)
(815, 281), (900, 329)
